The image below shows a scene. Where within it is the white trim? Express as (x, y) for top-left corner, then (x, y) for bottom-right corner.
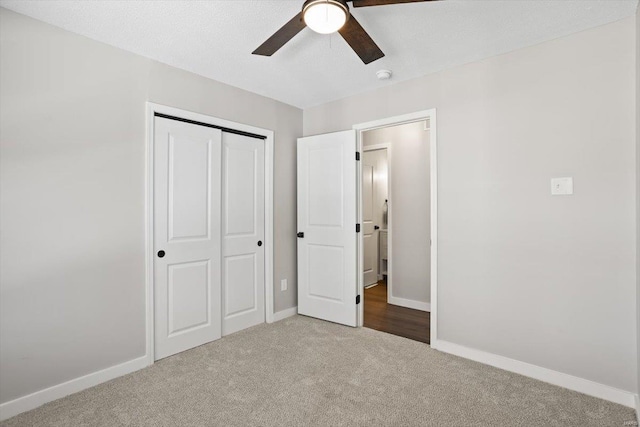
(353, 109), (437, 342)
(271, 307), (298, 322)
(635, 394), (639, 424)
(145, 103), (155, 367)
(0, 356), (149, 422)
(356, 130), (364, 326)
(363, 143), (391, 151)
(432, 339), (636, 408)
(145, 102), (275, 361)
(264, 130), (275, 324)
(388, 296), (430, 312)
(354, 111), (435, 133)
(429, 110), (438, 343)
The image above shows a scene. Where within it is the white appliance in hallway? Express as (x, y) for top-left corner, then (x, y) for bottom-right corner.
(153, 117), (265, 360)
(297, 130), (358, 327)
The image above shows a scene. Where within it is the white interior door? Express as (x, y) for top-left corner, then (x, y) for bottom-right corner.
(363, 149), (388, 286)
(154, 117), (222, 360)
(222, 132), (265, 336)
(297, 130), (357, 327)
(362, 158), (377, 286)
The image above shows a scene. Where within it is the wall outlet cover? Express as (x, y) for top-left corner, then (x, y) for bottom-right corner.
(551, 177), (573, 195)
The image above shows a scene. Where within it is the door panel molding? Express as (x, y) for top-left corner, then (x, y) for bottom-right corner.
(223, 253), (258, 318)
(167, 259), (211, 337)
(167, 134), (212, 241)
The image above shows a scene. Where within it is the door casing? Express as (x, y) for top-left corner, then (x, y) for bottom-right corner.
(145, 102), (275, 365)
(353, 109), (438, 345)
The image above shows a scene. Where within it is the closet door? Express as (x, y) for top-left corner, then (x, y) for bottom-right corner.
(154, 117), (222, 360)
(221, 133), (265, 336)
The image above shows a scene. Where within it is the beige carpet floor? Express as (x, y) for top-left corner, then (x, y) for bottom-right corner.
(1, 315), (635, 426)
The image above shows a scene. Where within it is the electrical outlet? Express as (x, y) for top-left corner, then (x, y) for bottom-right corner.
(551, 177), (573, 195)
(280, 279), (288, 291)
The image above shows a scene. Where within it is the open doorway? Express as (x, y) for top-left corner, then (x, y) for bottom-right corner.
(356, 112), (436, 345)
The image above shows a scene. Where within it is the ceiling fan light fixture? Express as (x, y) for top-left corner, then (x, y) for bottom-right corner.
(303, 0), (349, 35)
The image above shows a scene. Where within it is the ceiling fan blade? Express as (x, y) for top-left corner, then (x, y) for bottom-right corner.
(338, 15), (384, 64)
(352, 0), (436, 7)
(252, 12), (306, 56)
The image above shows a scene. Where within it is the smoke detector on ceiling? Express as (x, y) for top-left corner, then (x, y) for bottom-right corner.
(376, 69), (392, 80)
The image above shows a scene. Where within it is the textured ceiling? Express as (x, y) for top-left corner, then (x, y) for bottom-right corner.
(1, 0), (638, 108)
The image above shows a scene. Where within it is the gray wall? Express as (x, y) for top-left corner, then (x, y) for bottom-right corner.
(0, 8), (301, 404)
(305, 17), (638, 393)
(363, 122), (431, 305)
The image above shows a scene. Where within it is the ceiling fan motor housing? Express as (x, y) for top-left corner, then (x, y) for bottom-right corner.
(303, 0), (351, 35)
(302, 0), (350, 14)
(302, 0), (351, 28)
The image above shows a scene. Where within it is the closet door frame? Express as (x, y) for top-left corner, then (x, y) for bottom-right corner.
(144, 102), (275, 365)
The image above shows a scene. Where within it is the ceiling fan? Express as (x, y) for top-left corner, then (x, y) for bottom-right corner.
(252, 0), (436, 65)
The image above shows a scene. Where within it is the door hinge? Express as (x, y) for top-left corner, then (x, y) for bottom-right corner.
(356, 152), (360, 161)
(356, 223), (360, 233)
(356, 295), (361, 305)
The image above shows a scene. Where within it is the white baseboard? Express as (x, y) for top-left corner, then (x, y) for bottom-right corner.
(270, 306), (297, 323)
(635, 394), (639, 423)
(388, 295), (430, 312)
(0, 355), (150, 422)
(431, 339), (635, 408)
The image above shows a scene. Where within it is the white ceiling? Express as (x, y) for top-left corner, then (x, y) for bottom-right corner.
(1, 0), (637, 109)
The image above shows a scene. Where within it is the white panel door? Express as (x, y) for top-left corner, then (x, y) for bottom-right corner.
(154, 117), (222, 360)
(222, 133), (265, 336)
(362, 161), (377, 286)
(362, 149), (388, 286)
(297, 130), (357, 327)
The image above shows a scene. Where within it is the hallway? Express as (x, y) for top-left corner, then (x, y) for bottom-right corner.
(363, 281), (430, 344)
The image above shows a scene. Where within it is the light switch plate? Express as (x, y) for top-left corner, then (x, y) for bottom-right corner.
(551, 177), (573, 195)
(280, 279), (287, 291)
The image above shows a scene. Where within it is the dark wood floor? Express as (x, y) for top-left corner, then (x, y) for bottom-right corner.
(363, 281), (430, 344)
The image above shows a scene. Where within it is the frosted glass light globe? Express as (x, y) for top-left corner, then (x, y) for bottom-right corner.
(303, 0), (348, 35)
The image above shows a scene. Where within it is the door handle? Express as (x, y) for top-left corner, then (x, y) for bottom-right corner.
(297, 232), (304, 238)
(157, 250), (165, 258)
(374, 225), (380, 230)
(257, 240), (263, 247)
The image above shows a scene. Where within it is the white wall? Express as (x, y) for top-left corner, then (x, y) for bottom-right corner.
(0, 7), (301, 405)
(305, 17), (638, 393)
(363, 122), (431, 305)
